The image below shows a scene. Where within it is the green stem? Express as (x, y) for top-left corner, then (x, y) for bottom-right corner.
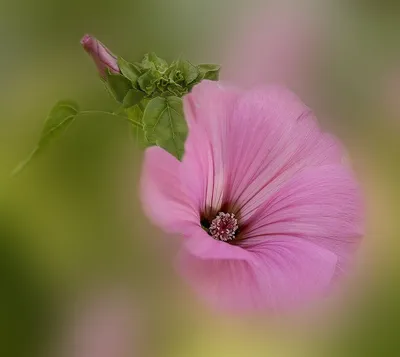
(10, 146), (40, 178)
(79, 110), (143, 128)
(10, 109), (143, 178)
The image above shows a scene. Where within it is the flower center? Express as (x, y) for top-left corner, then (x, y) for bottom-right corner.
(209, 212), (238, 242)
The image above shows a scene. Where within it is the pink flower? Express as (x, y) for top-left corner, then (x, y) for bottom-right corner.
(141, 80), (363, 311)
(81, 34), (120, 78)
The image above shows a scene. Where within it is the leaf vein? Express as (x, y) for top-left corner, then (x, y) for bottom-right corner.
(42, 114), (76, 138)
(149, 106), (168, 135)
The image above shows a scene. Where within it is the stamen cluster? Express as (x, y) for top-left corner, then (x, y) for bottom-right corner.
(209, 212), (239, 242)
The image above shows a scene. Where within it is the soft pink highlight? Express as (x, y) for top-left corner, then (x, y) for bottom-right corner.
(71, 290), (138, 357)
(220, 2), (328, 91)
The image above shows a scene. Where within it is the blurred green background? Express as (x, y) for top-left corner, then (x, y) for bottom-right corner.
(1, 0), (400, 356)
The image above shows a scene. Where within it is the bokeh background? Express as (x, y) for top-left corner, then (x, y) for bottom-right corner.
(1, 0), (400, 356)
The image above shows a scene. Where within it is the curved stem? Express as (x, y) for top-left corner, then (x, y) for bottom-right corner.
(79, 110), (143, 128)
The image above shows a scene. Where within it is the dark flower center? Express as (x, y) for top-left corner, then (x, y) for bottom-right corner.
(208, 212), (239, 242)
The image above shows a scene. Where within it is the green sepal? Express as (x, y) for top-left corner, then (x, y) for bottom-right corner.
(142, 96), (187, 160)
(117, 57), (143, 85)
(197, 64), (221, 81)
(178, 60), (199, 85)
(137, 69), (161, 95)
(104, 69), (132, 103)
(122, 89), (146, 108)
(165, 84), (186, 97)
(167, 60), (185, 84)
(141, 52), (168, 72)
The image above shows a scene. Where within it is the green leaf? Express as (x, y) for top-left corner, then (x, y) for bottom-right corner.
(167, 61), (183, 82)
(143, 96), (188, 160)
(179, 60), (199, 84)
(156, 77), (169, 92)
(104, 70), (132, 103)
(12, 100), (79, 176)
(118, 57), (142, 84)
(142, 52), (168, 71)
(125, 104), (153, 148)
(137, 69), (160, 95)
(139, 97), (151, 109)
(40, 100), (79, 140)
(197, 63), (221, 81)
(122, 89), (145, 108)
(166, 83), (186, 97)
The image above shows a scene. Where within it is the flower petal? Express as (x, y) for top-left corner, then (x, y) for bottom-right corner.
(183, 226), (253, 261)
(242, 165), (363, 274)
(183, 81), (343, 222)
(178, 237), (337, 311)
(140, 147), (198, 233)
(181, 81), (240, 216)
(226, 86), (345, 222)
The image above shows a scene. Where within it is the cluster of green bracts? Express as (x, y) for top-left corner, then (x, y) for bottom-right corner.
(12, 35), (220, 175)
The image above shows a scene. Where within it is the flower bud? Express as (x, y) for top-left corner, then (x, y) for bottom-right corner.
(81, 34), (120, 78)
